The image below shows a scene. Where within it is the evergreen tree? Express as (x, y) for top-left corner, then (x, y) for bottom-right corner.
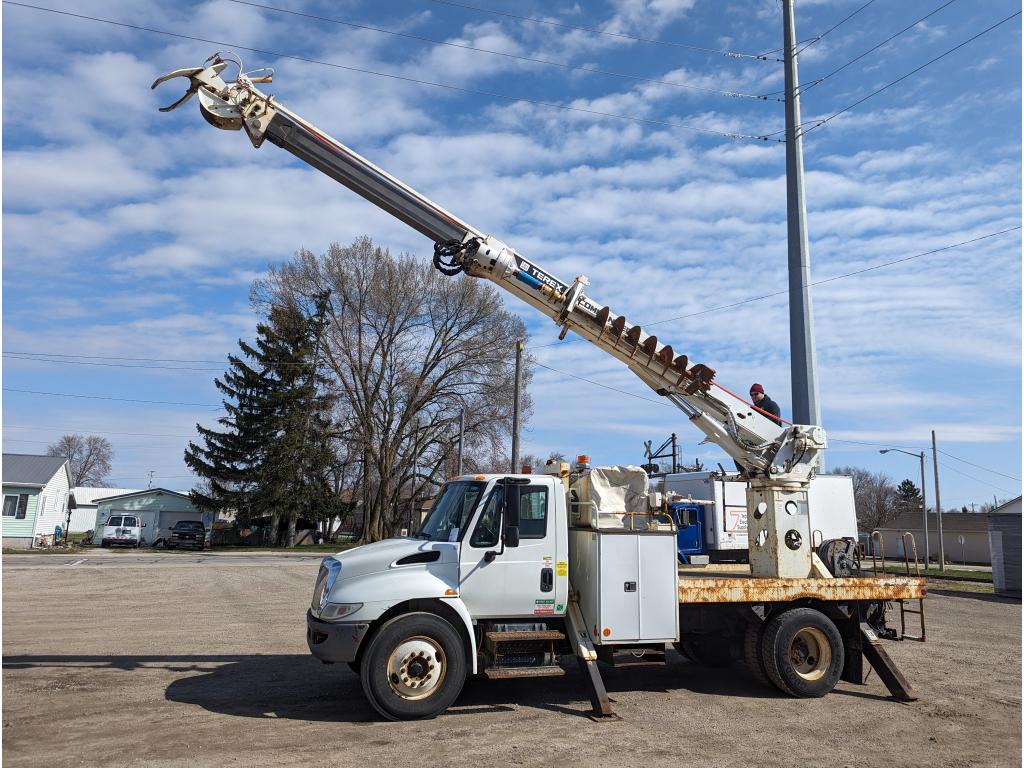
(185, 294), (341, 546)
(895, 478), (923, 519)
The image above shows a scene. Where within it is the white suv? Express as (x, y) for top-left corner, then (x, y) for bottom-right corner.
(100, 515), (142, 548)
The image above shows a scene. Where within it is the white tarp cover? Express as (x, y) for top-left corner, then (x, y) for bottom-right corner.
(572, 466), (653, 529)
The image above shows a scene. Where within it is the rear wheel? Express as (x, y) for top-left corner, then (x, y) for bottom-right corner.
(760, 608), (844, 698)
(360, 612), (466, 721)
(743, 622), (772, 688)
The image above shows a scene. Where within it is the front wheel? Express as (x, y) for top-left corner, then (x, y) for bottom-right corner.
(760, 607), (844, 698)
(360, 612), (467, 721)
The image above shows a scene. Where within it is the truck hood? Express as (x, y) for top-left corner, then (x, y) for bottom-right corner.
(332, 537), (458, 580)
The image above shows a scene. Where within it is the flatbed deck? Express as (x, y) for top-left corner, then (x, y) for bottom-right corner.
(677, 569), (926, 604)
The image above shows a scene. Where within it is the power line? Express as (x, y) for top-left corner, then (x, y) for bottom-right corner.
(421, 0), (774, 61)
(2, 387), (221, 408)
(937, 449), (1021, 482)
(535, 224), (1022, 349)
(800, 10), (1021, 136)
(795, 0), (878, 55)
(831, 437), (928, 451)
(227, 0), (772, 101)
(937, 460), (1016, 497)
(5, 423), (198, 438)
(533, 362), (673, 409)
(797, 0), (961, 96)
(3, 352), (221, 372)
(2, 1), (780, 142)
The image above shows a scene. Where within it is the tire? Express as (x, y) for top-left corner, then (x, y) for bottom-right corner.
(359, 612), (467, 721)
(347, 662), (361, 676)
(100, 541), (109, 549)
(743, 622), (772, 689)
(679, 637), (734, 668)
(760, 608), (844, 698)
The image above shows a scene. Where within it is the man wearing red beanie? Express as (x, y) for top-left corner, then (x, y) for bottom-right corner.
(749, 383), (782, 427)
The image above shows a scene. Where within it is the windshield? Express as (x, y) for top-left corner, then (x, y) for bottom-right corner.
(417, 481), (486, 542)
(175, 521), (204, 531)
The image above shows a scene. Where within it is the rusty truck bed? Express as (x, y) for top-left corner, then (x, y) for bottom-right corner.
(676, 570), (926, 604)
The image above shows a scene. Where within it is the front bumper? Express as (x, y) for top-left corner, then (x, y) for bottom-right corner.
(306, 609), (370, 663)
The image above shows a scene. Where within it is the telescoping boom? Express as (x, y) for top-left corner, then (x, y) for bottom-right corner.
(153, 56), (824, 482)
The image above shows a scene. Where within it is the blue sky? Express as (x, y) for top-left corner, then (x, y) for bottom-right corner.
(2, 0), (1021, 508)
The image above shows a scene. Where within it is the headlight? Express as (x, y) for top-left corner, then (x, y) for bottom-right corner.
(311, 558), (341, 613)
(318, 602), (363, 622)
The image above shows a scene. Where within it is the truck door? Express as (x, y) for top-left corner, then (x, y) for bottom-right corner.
(459, 480), (558, 617)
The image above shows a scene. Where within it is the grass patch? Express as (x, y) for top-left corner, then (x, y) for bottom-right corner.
(3, 546), (88, 555)
(212, 544), (358, 553)
(882, 565), (992, 583)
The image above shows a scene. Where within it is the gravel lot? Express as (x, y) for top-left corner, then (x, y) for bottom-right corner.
(3, 554), (1020, 768)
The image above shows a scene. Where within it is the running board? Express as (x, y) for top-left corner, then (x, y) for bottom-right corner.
(860, 622), (919, 702)
(484, 665), (565, 680)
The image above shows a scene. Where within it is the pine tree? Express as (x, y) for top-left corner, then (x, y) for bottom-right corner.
(185, 294), (340, 546)
(895, 478), (923, 519)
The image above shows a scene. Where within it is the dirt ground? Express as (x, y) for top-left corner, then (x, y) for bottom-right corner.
(3, 554), (1020, 768)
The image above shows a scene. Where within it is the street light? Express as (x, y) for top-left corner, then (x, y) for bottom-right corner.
(879, 448), (934, 570)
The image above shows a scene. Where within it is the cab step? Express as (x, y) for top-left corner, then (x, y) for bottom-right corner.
(485, 630), (565, 643)
(484, 665), (566, 680)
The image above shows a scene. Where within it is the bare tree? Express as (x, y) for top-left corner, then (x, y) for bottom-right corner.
(255, 237), (532, 543)
(46, 434), (113, 487)
(830, 465), (898, 531)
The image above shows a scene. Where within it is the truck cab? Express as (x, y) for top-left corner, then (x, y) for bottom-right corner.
(307, 474), (571, 719)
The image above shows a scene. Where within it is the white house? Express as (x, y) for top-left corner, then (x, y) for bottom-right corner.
(2, 453), (73, 548)
(67, 486), (143, 533)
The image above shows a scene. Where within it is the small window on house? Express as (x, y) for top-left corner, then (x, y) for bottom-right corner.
(15, 495), (29, 520)
(3, 496), (18, 517)
(107, 516), (123, 527)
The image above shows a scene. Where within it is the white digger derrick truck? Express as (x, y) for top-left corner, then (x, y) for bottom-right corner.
(155, 56), (927, 721)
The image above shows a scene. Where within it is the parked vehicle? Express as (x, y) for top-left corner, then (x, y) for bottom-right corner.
(100, 515), (142, 548)
(157, 59), (928, 721)
(167, 520), (206, 550)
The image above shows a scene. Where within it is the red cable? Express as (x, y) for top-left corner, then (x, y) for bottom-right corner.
(711, 381), (794, 426)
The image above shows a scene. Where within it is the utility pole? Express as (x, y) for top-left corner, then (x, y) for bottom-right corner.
(457, 407), (465, 476)
(671, 433), (678, 473)
(783, 0), (822, 432)
(879, 448), (929, 567)
(147, 471), (155, 489)
(409, 419), (420, 534)
(511, 339), (524, 473)
(931, 430), (945, 572)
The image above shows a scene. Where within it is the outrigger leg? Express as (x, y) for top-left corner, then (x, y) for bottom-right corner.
(566, 597), (620, 721)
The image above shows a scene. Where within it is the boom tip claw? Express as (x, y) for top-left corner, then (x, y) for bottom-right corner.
(150, 58), (231, 113)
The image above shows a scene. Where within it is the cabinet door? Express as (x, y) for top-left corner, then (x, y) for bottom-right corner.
(639, 534), (679, 641)
(599, 535), (639, 641)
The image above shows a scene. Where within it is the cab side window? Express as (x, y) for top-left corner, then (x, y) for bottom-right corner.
(519, 487), (548, 539)
(469, 487), (502, 548)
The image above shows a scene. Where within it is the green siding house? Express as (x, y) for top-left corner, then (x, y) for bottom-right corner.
(94, 488), (207, 546)
(2, 454), (73, 548)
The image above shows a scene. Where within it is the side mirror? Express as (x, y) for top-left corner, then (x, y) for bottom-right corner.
(503, 482), (521, 548)
(142, 522), (148, 527)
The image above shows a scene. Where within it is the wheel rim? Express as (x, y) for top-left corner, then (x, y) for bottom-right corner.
(386, 636), (446, 700)
(789, 627), (831, 681)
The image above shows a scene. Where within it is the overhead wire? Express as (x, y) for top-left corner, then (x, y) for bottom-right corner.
(937, 450), (1021, 482)
(226, 0), (772, 101)
(796, 0), (962, 97)
(2, 387), (221, 408)
(800, 10), (1021, 136)
(1, 1), (780, 142)
(937, 460), (1017, 496)
(794, 0), (878, 55)
(534, 224), (1022, 349)
(421, 0), (775, 60)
